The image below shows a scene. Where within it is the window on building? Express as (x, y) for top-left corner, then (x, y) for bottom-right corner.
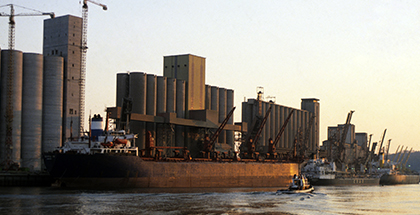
(69, 109), (73, 114)
(75, 110), (77, 115)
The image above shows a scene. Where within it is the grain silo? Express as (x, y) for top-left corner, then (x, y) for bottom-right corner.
(21, 53), (43, 171)
(42, 56), (64, 153)
(0, 50), (23, 165)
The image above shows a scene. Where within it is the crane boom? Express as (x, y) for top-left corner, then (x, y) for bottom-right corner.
(394, 145), (404, 164)
(273, 110), (294, 147)
(392, 145), (400, 162)
(397, 146), (409, 164)
(385, 139), (391, 161)
(83, 0), (108, 10)
(208, 107), (236, 147)
(403, 148), (413, 167)
(377, 129), (387, 156)
(338, 110), (354, 163)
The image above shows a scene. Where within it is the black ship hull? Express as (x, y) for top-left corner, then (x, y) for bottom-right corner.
(379, 174), (420, 185)
(43, 153), (298, 188)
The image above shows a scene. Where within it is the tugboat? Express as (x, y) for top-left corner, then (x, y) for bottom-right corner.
(277, 174), (314, 194)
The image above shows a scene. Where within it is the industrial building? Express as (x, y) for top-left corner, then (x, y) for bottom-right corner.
(320, 123), (370, 170)
(43, 15), (83, 142)
(114, 54), (239, 156)
(0, 11), (321, 170)
(113, 54), (320, 158)
(241, 98), (319, 157)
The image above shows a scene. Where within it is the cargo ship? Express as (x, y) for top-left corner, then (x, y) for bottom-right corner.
(301, 159), (380, 186)
(379, 171), (420, 185)
(43, 114), (299, 188)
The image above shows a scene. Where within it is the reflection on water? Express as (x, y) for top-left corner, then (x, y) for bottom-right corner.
(0, 185), (419, 215)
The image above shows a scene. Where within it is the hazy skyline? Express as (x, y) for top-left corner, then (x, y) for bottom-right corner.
(1, 0), (419, 153)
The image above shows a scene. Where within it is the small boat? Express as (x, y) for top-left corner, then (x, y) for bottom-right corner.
(277, 174), (314, 194)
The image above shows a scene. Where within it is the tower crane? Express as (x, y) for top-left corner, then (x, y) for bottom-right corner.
(79, 0), (107, 136)
(0, 4), (54, 169)
(0, 4), (55, 50)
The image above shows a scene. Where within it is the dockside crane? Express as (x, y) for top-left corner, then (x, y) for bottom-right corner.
(205, 107), (236, 152)
(79, 0), (107, 135)
(402, 148), (413, 169)
(394, 145), (404, 164)
(242, 106), (272, 158)
(397, 146), (409, 167)
(272, 110), (294, 148)
(377, 129), (387, 160)
(385, 139), (391, 162)
(363, 134), (373, 167)
(392, 145), (401, 163)
(337, 110), (354, 165)
(0, 4), (54, 169)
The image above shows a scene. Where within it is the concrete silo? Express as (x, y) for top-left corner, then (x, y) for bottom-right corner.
(129, 72), (147, 149)
(166, 78), (176, 113)
(116, 72), (129, 108)
(21, 53), (43, 171)
(0, 50), (23, 165)
(42, 56), (63, 153)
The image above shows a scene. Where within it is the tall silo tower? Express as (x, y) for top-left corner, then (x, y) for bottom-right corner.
(21, 53), (43, 171)
(0, 50), (23, 165)
(43, 15), (82, 142)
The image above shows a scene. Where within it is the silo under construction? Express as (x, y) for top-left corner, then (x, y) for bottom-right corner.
(0, 50), (23, 166)
(21, 53), (44, 171)
(42, 56), (64, 153)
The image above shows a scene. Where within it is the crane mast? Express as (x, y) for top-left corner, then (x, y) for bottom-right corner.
(80, 0), (107, 136)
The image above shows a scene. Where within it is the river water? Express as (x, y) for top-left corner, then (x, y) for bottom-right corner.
(1, 184), (419, 215)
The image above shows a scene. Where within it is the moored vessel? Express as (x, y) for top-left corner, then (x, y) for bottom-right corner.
(379, 172), (419, 185)
(43, 113), (299, 188)
(301, 159), (380, 186)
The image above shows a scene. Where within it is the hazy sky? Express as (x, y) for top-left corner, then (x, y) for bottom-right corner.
(1, 0), (420, 152)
